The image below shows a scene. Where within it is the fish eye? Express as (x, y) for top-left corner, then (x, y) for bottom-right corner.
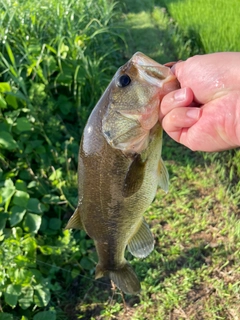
(117, 74), (131, 88)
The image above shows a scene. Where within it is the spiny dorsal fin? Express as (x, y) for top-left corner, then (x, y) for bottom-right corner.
(127, 218), (154, 258)
(64, 207), (83, 230)
(158, 157), (169, 193)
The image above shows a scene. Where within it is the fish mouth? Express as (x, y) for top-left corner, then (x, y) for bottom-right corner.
(131, 52), (164, 67)
(102, 52), (180, 155)
(130, 52), (180, 90)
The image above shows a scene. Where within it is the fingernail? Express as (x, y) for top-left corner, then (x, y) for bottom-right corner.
(174, 88), (186, 101)
(186, 108), (200, 119)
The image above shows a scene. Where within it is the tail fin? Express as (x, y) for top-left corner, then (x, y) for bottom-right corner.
(95, 262), (141, 295)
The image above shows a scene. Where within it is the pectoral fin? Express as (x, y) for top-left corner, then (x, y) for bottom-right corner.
(158, 158), (169, 193)
(122, 154), (147, 198)
(64, 207), (83, 230)
(127, 218), (154, 258)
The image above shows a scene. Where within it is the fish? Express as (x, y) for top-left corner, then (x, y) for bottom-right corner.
(65, 52), (180, 295)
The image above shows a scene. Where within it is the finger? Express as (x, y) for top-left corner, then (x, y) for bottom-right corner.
(164, 61), (177, 68)
(161, 107), (201, 143)
(170, 60), (184, 76)
(160, 87), (194, 120)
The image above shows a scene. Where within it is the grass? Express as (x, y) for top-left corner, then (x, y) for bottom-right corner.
(157, 0), (240, 53)
(1, 0), (240, 319)
(120, 0), (191, 62)
(73, 1), (240, 319)
(75, 144), (240, 319)
(0, 0), (125, 319)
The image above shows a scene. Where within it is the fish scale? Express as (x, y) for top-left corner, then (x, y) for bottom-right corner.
(65, 52), (180, 294)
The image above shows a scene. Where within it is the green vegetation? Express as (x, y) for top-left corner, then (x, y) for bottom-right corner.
(120, 0), (192, 62)
(0, 0), (240, 319)
(158, 0), (240, 53)
(0, 0), (124, 318)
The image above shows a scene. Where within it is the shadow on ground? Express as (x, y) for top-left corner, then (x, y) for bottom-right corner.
(118, 0), (203, 62)
(66, 242), (230, 320)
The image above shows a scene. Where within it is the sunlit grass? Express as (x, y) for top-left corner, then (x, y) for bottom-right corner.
(76, 0), (240, 313)
(1, 0), (240, 319)
(158, 0), (240, 53)
(120, 1), (191, 62)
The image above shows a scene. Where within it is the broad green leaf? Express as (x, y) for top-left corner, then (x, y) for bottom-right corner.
(0, 82), (11, 92)
(30, 269), (43, 282)
(23, 213), (42, 233)
(27, 198), (42, 213)
(35, 145), (46, 154)
(0, 93), (7, 109)
(6, 94), (18, 109)
(18, 286), (34, 309)
(27, 198), (44, 213)
(0, 313), (14, 320)
(27, 181), (37, 189)
(33, 286), (51, 307)
(24, 144), (33, 154)
(0, 179), (16, 210)
(0, 131), (18, 150)
(0, 212), (8, 230)
(19, 169), (32, 181)
(80, 256), (95, 270)
(9, 206), (26, 226)
(57, 95), (72, 115)
(16, 117), (31, 132)
(14, 269), (33, 286)
(39, 216), (48, 232)
(71, 268), (80, 279)
(49, 168), (62, 181)
(5, 178), (14, 189)
(15, 180), (27, 192)
(0, 121), (9, 132)
(12, 190), (29, 208)
(4, 284), (21, 307)
(12, 226), (23, 238)
(33, 311), (56, 320)
(42, 195), (61, 204)
(48, 218), (61, 230)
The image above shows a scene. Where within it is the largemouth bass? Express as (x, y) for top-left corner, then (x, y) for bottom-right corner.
(65, 52), (180, 294)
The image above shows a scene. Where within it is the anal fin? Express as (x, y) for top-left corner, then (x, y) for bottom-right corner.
(64, 207), (83, 230)
(127, 218), (154, 258)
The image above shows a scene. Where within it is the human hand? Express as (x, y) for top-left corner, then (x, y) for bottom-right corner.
(160, 52), (240, 151)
